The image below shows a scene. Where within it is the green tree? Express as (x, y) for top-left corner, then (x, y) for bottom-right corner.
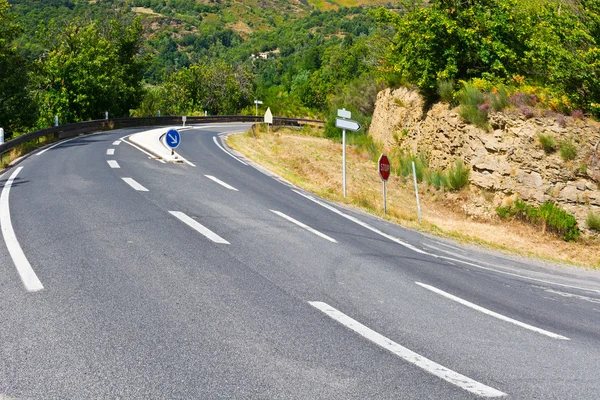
(0, 0), (36, 138)
(34, 17), (146, 125)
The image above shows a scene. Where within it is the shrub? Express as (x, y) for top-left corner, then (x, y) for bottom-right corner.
(425, 169), (448, 190)
(571, 109), (585, 119)
(458, 85), (488, 129)
(446, 159), (470, 191)
(393, 151), (428, 182)
(559, 138), (577, 161)
(496, 200), (580, 241)
(490, 86), (509, 111)
(538, 133), (556, 153)
(587, 212), (600, 231)
(520, 106), (535, 119)
(437, 79), (455, 103)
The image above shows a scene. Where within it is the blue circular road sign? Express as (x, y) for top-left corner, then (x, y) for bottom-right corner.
(165, 129), (181, 149)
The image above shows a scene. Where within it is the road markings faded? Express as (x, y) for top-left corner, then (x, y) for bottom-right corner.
(0, 167), (44, 292)
(121, 177), (148, 192)
(107, 160), (120, 169)
(213, 136), (248, 165)
(107, 149), (115, 155)
(169, 211), (229, 244)
(416, 282), (569, 340)
(270, 210), (337, 243)
(205, 175), (238, 191)
(309, 301), (506, 398)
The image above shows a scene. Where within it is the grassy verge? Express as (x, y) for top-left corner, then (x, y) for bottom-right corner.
(227, 127), (600, 269)
(1, 134), (58, 169)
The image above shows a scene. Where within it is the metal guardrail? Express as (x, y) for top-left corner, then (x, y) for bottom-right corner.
(0, 115), (325, 157)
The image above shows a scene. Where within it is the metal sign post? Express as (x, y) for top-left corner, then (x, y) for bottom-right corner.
(378, 154), (391, 215)
(412, 161), (422, 223)
(336, 109), (360, 198)
(254, 100), (263, 116)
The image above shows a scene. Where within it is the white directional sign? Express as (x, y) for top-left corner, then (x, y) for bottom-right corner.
(254, 100), (263, 105)
(264, 107), (273, 124)
(337, 108), (351, 119)
(336, 118), (360, 132)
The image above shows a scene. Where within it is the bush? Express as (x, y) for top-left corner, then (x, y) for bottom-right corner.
(490, 86), (509, 111)
(425, 169), (448, 190)
(446, 159), (470, 191)
(538, 133), (556, 153)
(559, 138), (577, 161)
(497, 200), (580, 241)
(458, 85), (488, 128)
(392, 151), (428, 182)
(587, 212), (600, 231)
(437, 79), (454, 103)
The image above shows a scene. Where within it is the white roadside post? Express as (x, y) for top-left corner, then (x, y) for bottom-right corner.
(412, 161), (423, 223)
(335, 109), (360, 198)
(158, 110), (161, 117)
(0, 128), (4, 145)
(254, 100), (263, 116)
(264, 107), (273, 135)
(54, 116), (59, 127)
(182, 116), (187, 127)
(105, 111), (108, 120)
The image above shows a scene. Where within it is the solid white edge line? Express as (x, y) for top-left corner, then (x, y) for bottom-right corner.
(213, 136), (248, 165)
(204, 175), (238, 191)
(169, 211), (229, 244)
(121, 177), (148, 192)
(0, 167), (44, 292)
(107, 149), (115, 155)
(415, 282), (570, 340)
(270, 210), (337, 243)
(119, 135), (167, 163)
(292, 189), (426, 254)
(107, 160), (120, 169)
(292, 189), (600, 295)
(309, 301), (506, 398)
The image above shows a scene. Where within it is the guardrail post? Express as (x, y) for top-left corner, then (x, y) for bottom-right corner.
(0, 128), (4, 144)
(55, 116), (59, 127)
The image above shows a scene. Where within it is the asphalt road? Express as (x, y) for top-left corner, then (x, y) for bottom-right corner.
(1, 124), (599, 399)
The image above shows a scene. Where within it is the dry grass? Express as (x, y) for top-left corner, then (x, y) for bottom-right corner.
(227, 127), (600, 269)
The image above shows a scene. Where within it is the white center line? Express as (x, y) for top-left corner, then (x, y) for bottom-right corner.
(112, 140), (121, 146)
(121, 177), (148, 192)
(107, 160), (120, 169)
(204, 175), (238, 191)
(213, 136), (248, 165)
(415, 282), (569, 340)
(107, 149), (115, 155)
(0, 167), (44, 292)
(270, 210), (337, 243)
(309, 301), (506, 398)
(169, 211), (229, 244)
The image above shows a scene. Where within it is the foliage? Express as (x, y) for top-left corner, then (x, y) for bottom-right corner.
(425, 169), (448, 190)
(392, 151), (428, 182)
(375, 0), (600, 115)
(33, 18), (146, 125)
(0, 0), (36, 138)
(437, 79), (454, 103)
(458, 85), (488, 129)
(497, 200), (580, 241)
(538, 133), (556, 154)
(559, 138), (578, 162)
(587, 212), (600, 231)
(446, 159), (470, 191)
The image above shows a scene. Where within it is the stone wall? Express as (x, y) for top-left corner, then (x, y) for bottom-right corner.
(369, 88), (600, 232)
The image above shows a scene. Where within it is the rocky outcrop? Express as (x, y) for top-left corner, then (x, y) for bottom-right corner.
(370, 88), (600, 231)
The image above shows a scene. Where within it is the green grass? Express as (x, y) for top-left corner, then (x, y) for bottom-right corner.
(425, 169), (448, 190)
(538, 133), (556, 153)
(490, 86), (510, 111)
(392, 151), (428, 182)
(446, 159), (470, 191)
(458, 85), (488, 129)
(587, 212), (600, 231)
(437, 79), (454, 103)
(497, 200), (580, 241)
(559, 138), (577, 161)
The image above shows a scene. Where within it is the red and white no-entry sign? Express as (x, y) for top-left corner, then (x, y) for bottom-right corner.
(378, 154), (391, 181)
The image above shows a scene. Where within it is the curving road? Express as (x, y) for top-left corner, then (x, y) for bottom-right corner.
(1, 124), (599, 399)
